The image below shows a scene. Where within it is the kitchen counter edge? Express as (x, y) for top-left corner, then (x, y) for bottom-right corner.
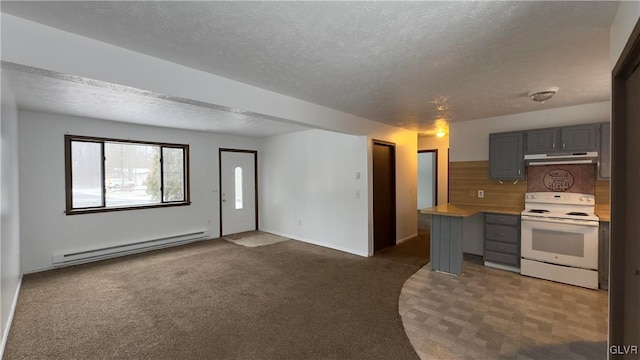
(419, 204), (523, 217)
(421, 204), (611, 222)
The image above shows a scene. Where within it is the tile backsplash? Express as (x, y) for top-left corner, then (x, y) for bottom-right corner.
(526, 164), (596, 195)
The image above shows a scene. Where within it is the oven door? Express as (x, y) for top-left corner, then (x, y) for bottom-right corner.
(521, 217), (598, 270)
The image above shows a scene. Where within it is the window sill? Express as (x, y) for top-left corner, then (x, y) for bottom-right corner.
(65, 201), (191, 215)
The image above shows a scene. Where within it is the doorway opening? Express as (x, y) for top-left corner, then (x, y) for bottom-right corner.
(372, 140), (396, 252)
(418, 149), (438, 209)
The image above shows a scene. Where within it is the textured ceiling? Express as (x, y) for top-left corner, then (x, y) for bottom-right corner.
(1, 62), (312, 137)
(1, 1), (619, 133)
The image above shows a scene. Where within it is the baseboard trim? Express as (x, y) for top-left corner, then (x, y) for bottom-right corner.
(23, 237), (217, 275)
(260, 229), (369, 257)
(1, 275), (22, 358)
(397, 233), (418, 245)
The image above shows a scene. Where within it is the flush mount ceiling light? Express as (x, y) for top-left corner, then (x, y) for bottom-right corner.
(529, 87), (559, 103)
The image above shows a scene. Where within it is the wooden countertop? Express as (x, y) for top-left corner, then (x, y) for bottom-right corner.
(595, 204), (610, 222)
(421, 203), (611, 222)
(419, 204), (523, 217)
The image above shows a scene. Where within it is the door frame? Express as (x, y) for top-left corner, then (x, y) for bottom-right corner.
(418, 149), (438, 206)
(372, 139), (397, 252)
(610, 17), (640, 352)
(219, 148), (258, 236)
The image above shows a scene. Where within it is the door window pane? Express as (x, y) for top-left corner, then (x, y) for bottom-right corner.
(71, 141), (103, 208)
(162, 147), (185, 202)
(235, 166), (243, 209)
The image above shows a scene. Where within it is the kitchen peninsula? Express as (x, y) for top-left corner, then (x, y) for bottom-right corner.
(420, 204), (522, 275)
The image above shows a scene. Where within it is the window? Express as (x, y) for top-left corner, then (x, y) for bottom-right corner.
(65, 135), (190, 214)
(234, 166), (243, 209)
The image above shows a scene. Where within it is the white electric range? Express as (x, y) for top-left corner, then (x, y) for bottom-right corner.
(520, 192), (599, 289)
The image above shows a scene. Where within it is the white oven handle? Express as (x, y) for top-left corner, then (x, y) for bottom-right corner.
(521, 217), (599, 228)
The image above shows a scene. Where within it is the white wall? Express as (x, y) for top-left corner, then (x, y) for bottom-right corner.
(449, 102), (611, 162)
(1, 71), (22, 353)
(369, 129), (418, 247)
(610, 1), (640, 70)
(18, 110), (261, 273)
(418, 135), (449, 205)
(260, 127), (418, 256)
(260, 130), (369, 255)
(3, 13), (419, 256)
(417, 152), (434, 209)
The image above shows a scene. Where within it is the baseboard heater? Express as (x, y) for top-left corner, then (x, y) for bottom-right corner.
(52, 231), (210, 267)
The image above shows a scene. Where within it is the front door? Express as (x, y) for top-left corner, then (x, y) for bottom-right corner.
(220, 150), (257, 236)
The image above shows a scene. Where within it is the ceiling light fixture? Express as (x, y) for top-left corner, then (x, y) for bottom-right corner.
(436, 130), (446, 138)
(529, 87), (559, 103)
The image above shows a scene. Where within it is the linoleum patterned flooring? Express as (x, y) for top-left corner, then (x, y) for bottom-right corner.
(399, 255), (608, 360)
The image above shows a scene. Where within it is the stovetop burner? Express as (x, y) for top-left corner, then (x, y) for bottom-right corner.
(566, 212), (589, 216)
(522, 192), (599, 222)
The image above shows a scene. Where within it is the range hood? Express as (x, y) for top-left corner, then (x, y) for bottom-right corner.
(524, 151), (598, 166)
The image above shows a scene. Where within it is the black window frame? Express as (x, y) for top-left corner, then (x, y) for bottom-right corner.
(64, 135), (190, 215)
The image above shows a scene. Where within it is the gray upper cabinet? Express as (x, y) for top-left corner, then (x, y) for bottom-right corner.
(560, 124), (598, 151)
(525, 128), (558, 153)
(489, 132), (524, 180)
(524, 124), (599, 154)
(599, 123), (611, 179)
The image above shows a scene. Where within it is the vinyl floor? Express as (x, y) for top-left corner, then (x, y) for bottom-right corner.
(399, 255), (608, 360)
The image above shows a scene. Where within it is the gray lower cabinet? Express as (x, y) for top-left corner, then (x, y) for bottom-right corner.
(484, 213), (521, 271)
(599, 221), (609, 290)
(430, 215), (464, 275)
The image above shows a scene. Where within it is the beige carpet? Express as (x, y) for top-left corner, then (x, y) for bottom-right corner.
(223, 231), (290, 248)
(4, 238), (424, 360)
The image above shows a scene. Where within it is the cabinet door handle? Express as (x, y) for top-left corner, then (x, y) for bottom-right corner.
(518, 169), (521, 175)
(552, 141), (555, 148)
(562, 142), (566, 149)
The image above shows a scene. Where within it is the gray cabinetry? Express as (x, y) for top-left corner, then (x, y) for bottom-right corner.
(599, 123), (611, 179)
(526, 128), (558, 153)
(484, 213), (521, 272)
(430, 215), (463, 275)
(489, 132), (524, 180)
(560, 124), (598, 151)
(599, 221), (609, 290)
(524, 124), (598, 154)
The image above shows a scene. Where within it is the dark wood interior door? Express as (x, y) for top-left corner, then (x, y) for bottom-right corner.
(373, 141), (396, 252)
(611, 19), (640, 357)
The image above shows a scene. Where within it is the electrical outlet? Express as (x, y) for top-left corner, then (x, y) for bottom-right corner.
(477, 190), (485, 198)
(355, 191), (361, 199)
(298, 219), (302, 225)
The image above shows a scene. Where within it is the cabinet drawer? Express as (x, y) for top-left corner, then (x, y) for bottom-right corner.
(484, 250), (520, 267)
(485, 240), (518, 255)
(485, 214), (519, 226)
(485, 224), (519, 243)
